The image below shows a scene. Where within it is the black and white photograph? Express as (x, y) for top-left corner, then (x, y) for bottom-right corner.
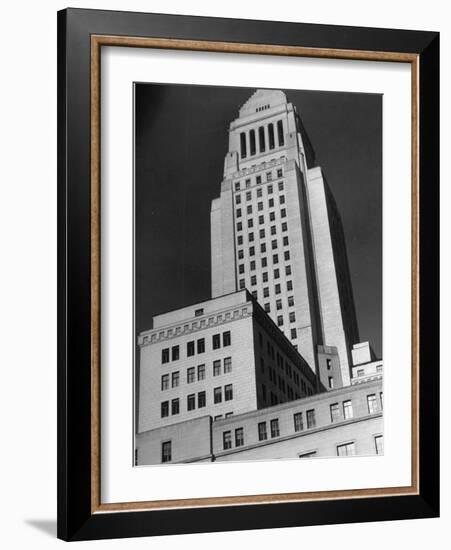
(134, 84), (383, 466)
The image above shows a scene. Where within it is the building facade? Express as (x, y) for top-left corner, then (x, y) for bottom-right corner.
(136, 88), (382, 466)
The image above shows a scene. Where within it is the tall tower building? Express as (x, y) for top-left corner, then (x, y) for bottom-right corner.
(211, 89), (359, 387)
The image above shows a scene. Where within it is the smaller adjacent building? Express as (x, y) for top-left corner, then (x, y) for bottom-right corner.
(137, 290), (319, 435)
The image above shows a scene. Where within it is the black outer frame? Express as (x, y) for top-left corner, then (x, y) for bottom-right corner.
(57, 8), (439, 542)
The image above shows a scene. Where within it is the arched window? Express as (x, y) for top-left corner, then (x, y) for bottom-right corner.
(277, 120), (284, 146)
(268, 123), (275, 150)
(258, 126), (266, 153)
(240, 132), (247, 158)
(249, 129), (256, 156)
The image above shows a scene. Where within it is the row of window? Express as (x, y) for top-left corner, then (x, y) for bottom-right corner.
(237, 228), (288, 247)
(240, 279), (294, 295)
(235, 183), (285, 205)
(161, 331), (231, 364)
(238, 237), (290, 255)
(160, 357), (232, 391)
(239, 264), (292, 282)
(239, 120), (284, 159)
(237, 218), (288, 233)
(160, 384), (234, 418)
(234, 168), (283, 192)
(236, 205), (287, 220)
(160, 434), (384, 463)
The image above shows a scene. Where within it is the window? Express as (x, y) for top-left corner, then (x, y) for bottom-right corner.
(270, 418), (280, 438)
(274, 268), (280, 279)
(260, 243), (266, 253)
(197, 338), (205, 354)
(235, 194), (241, 204)
(223, 331), (231, 346)
(187, 367), (195, 384)
(187, 394), (195, 411)
(239, 279), (245, 289)
(328, 376), (334, 389)
(259, 229), (265, 239)
(288, 295), (294, 307)
(213, 360), (221, 376)
(214, 387), (222, 404)
(187, 341), (195, 357)
(374, 435), (384, 455)
(223, 431), (232, 450)
(294, 412), (304, 432)
(240, 132), (247, 158)
(238, 264), (244, 274)
(367, 394), (378, 414)
(171, 371), (180, 388)
(161, 374), (169, 391)
(262, 272), (268, 282)
(250, 260), (256, 271)
(298, 451), (317, 459)
(236, 208), (242, 218)
(225, 412), (233, 418)
(245, 178), (251, 188)
(246, 190), (251, 201)
(235, 427), (244, 447)
(252, 290), (258, 299)
(212, 333), (221, 350)
(267, 173), (273, 184)
(237, 221), (242, 231)
(249, 129), (256, 156)
(258, 201), (263, 211)
(258, 126), (266, 152)
(237, 235), (243, 246)
(257, 187), (262, 197)
(289, 311), (296, 323)
(277, 315), (283, 327)
(283, 236), (289, 246)
(225, 384), (233, 401)
(235, 181), (241, 191)
(171, 398), (180, 415)
(261, 257), (267, 268)
(171, 346), (179, 361)
(259, 215), (264, 225)
(273, 254), (279, 264)
(280, 195), (285, 204)
(161, 348), (170, 364)
(330, 403), (340, 422)
(277, 120), (284, 146)
(282, 222), (288, 232)
(343, 400), (353, 419)
(251, 275), (257, 286)
(258, 422), (267, 441)
(269, 198), (274, 208)
(214, 415), (222, 421)
(247, 205), (252, 215)
(264, 303), (270, 313)
(278, 179), (284, 189)
(249, 246), (255, 256)
(380, 391), (383, 409)
(198, 391), (206, 408)
(197, 364), (205, 381)
(326, 358), (332, 370)
(161, 401), (169, 418)
(270, 212), (275, 221)
(224, 356), (232, 373)
(268, 123), (275, 149)
(263, 287), (269, 298)
(256, 175), (262, 185)
(161, 441), (172, 463)
(287, 280), (293, 291)
(284, 251), (290, 261)
(247, 217), (253, 228)
(270, 225), (276, 236)
(337, 442), (356, 456)
(306, 409), (316, 428)
(271, 239), (278, 250)
(275, 284), (281, 294)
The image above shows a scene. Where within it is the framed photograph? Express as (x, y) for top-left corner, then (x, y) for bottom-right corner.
(57, 8), (439, 541)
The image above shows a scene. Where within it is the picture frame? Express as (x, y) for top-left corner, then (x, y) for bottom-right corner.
(57, 7), (439, 541)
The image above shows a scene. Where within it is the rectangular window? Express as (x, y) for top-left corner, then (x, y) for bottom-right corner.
(197, 364), (205, 381)
(250, 260), (256, 271)
(214, 387), (222, 404)
(277, 119), (284, 146)
(257, 187), (262, 197)
(223, 431), (232, 450)
(306, 409), (316, 428)
(237, 235), (243, 246)
(212, 333), (221, 350)
(274, 268), (280, 280)
(249, 246), (255, 256)
(268, 123), (275, 149)
(238, 264), (244, 274)
(251, 275), (257, 286)
(251, 290), (258, 299)
(294, 412), (304, 432)
(187, 341), (195, 357)
(245, 178), (251, 188)
(171, 345), (179, 361)
(213, 359), (221, 376)
(161, 374), (169, 391)
(240, 132), (247, 158)
(374, 435), (384, 455)
(277, 315), (283, 327)
(276, 299), (282, 311)
(224, 384), (233, 401)
(259, 229), (265, 238)
(343, 400), (354, 419)
(235, 427), (244, 447)
(258, 202), (263, 211)
(171, 371), (179, 388)
(171, 398), (180, 415)
(197, 338), (205, 354)
(235, 181), (241, 192)
(259, 215), (264, 224)
(330, 403), (340, 422)
(187, 393), (195, 411)
(225, 412), (233, 418)
(283, 236), (289, 246)
(237, 221), (242, 231)
(278, 179), (284, 189)
(282, 222), (288, 232)
(198, 391), (206, 408)
(285, 265), (292, 276)
(367, 394), (378, 414)
(236, 208), (242, 218)
(235, 194), (241, 204)
(161, 441), (171, 463)
(262, 271), (268, 282)
(187, 367), (195, 384)
(264, 303), (270, 313)
(246, 190), (251, 201)
(223, 331), (231, 347)
(161, 401), (169, 418)
(263, 287), (269, 297)
(260, 243), (266, 253)
(284, 251), (290, 261)
(267, 174), (273, 184)
(337, 442), (356, 456)
(269, 198), (274, 208)
(262, 384), (267, 401)
(270, 225), (276, 236)
(161, 348), (170, 364)
(270, 418), (280, 438)
(247, 205), (252, 215)
(258, 126), (266, 152)
(271, 239), (278, 250)
(256, 175), (262, 184)
(224, 356), (232, 373)
(262, 257), (267, 267)
(239, 279), (245, 289)
(258, 422), (267, 441)
(288, 311), (296, 323)
(281, 208), (286, 218)
(288, 296), (294, 307)
(270, 212), (275, 221)
(249, 129), (256, 156)
(287, 280), (293, 291)
(280, 195), (286, 205)
(291, 328), (297, 339)
(273, 254), (279, 264)
(275, 284), (281, 294)
(328, 376), (334, 389)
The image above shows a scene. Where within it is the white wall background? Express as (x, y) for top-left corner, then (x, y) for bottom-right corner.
(0, 0), (448, 547)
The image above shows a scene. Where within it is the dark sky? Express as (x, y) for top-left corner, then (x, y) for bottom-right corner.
(135, 83), (382, 358)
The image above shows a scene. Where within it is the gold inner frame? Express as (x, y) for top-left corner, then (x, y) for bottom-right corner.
(90, 35), (420, 514)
